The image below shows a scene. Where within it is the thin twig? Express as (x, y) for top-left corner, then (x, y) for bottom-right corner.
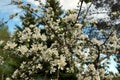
(72, 0), (84, 26)
(101, 26), (114, 46)
(57, 69), (59, 80)
(76, 0), (84, 22)
(83, 0), (94, 20)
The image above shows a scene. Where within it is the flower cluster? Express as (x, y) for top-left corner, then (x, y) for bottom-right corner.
(3, 0), (120, 80)
(0, 40), (4, 45)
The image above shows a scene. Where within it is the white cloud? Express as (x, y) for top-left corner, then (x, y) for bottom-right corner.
(26, 0), (46, 6)
(86, 4), (111, 22)
(41, 0), (46, 4)
(26, 0), (40, 6)
(26, 0), (85, 10)
(60, 0), (79, 10)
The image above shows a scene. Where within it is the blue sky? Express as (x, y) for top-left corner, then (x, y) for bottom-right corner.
(0, 0), (79, 32)
(0, 0), (22, 32)
(0, 0), (118, 73)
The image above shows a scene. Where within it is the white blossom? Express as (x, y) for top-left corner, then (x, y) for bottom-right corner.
(80, 34), (88, 40)
(36, 64), (42, 69)
(91, 38), (101, 45)
(0, 40), (4, 45)
(6, 77), (11, 80)
(30, 44), (39, 52)
(12, 69), (19, 78)
(41, 34), (47, 41)
(4, 41), (17, 49)
(63, 13), (77, 23)
(17, 45), (28, 54)
(52, 55), (67, 70)
(2, 1), (120, 79)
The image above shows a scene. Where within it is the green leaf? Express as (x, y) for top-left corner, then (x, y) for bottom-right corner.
(84, 0), (90, 3)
